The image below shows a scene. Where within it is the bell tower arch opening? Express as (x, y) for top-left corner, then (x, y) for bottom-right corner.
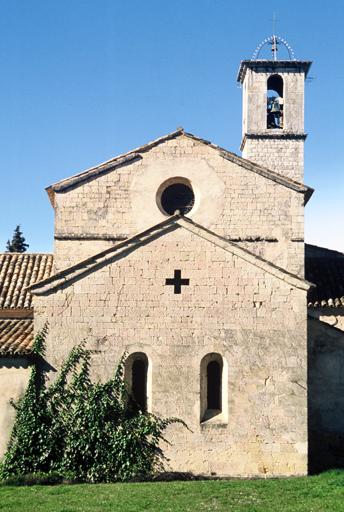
(267, 74), (284, 129)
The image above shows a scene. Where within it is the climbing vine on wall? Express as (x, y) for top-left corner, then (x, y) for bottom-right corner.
(0, 327), (182, 482)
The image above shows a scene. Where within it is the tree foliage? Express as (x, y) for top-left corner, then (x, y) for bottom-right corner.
(6, 225), (29, 253)
(0, 328), (181, 482)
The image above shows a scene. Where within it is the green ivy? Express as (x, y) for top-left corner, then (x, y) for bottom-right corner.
(0, 328), (183, 483)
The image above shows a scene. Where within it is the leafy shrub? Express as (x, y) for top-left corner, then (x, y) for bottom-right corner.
(0, 471), (66, 486)
(0, 327), (182, 483)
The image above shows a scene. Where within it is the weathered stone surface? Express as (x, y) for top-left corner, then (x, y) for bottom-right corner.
(0, 358), (31, 456)
(53, 136), (305, 278)
(34, 227), (308, 477)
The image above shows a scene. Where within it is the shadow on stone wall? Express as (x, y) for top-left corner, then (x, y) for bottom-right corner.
(0, 356), (55, 372)
(308, 316), (344, 473)
(0, 357), (31, 370)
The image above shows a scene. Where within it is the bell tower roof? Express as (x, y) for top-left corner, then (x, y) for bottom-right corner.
(237, 59), (312, 83)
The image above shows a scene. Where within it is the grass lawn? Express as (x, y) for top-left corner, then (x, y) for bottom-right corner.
(1, 470), (344, 512)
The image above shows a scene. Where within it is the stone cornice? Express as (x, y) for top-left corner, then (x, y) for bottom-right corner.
(240, 132), (307, 152)
(55, 233), (127, 242)
(237, 60), (312, 83)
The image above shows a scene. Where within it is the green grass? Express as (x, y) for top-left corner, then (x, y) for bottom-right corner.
(1, 471), (344, 512)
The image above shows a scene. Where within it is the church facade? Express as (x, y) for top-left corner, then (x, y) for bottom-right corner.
(1, 40), (344, 477)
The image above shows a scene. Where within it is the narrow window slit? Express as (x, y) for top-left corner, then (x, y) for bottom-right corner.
(125, 352), (148, 413)
(200, 353), (225, 423)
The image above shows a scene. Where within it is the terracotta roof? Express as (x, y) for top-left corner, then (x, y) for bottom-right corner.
(28, 215), (313, 296)
(46, 129), (313, 206)
(0, 319), (33, 355)
(306, 244), (344, 307)
(0, 253), (54, 309)
(0, 253), (53, 356)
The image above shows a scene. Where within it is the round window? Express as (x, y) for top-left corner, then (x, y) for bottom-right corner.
(158, 180), (195, 215)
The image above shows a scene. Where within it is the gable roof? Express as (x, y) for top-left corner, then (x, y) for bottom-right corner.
(306, 244), (344, 308)
(46, 129), (313, 207)
(0, 319), (33, 355)
(28, 215), (313, 296)
(0, 253), (54, 310)
(0, 253), (54, 356)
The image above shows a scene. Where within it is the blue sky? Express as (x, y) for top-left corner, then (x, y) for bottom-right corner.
(0, 0), (343, 252)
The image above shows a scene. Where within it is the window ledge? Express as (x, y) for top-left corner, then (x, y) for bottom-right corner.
(201, 410), (227, 428)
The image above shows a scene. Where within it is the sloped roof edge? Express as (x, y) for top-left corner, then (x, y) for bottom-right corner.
(28, 214), (181, 294)
(46, 128), (313, 207)
(46, 129), (184, 206)
(28, 215), (313, 296)
(178, 217), (313, 291)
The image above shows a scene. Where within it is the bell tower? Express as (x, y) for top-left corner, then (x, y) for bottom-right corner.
(237, 36), (312, 182)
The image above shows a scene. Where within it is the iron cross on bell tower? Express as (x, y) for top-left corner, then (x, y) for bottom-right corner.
(271, 13), (278, 61)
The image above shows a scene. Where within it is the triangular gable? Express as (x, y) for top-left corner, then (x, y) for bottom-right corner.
(28, 215), (313, 296)
(46, 129), (313, 207)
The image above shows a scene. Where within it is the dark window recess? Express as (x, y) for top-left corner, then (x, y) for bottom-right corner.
(132, 358), (147, 411)
(207, 360), (221, 410)
(160, 183), (195, 215)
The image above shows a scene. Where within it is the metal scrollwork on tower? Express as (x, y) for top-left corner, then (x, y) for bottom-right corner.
(251, 35), (296, 61)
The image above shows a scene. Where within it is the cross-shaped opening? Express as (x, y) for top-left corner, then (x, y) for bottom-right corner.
(165, 269), (190, 294)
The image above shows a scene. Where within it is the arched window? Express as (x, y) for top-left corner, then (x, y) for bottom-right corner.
(207, 360), (221, 410)
(200, 353), (226, 423)
(125, 352), (148, 412)
(267, 74), (284, 129)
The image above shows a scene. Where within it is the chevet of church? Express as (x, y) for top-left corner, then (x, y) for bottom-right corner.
(1, 35), (344, 477)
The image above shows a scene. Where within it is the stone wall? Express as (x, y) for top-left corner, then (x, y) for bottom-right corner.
(242, 136), (305, 183)
(53, 135), (304, 276)
(308, 316), (344, 473)
(34, 227), (308, 477)
(0, 358), (31, 457)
